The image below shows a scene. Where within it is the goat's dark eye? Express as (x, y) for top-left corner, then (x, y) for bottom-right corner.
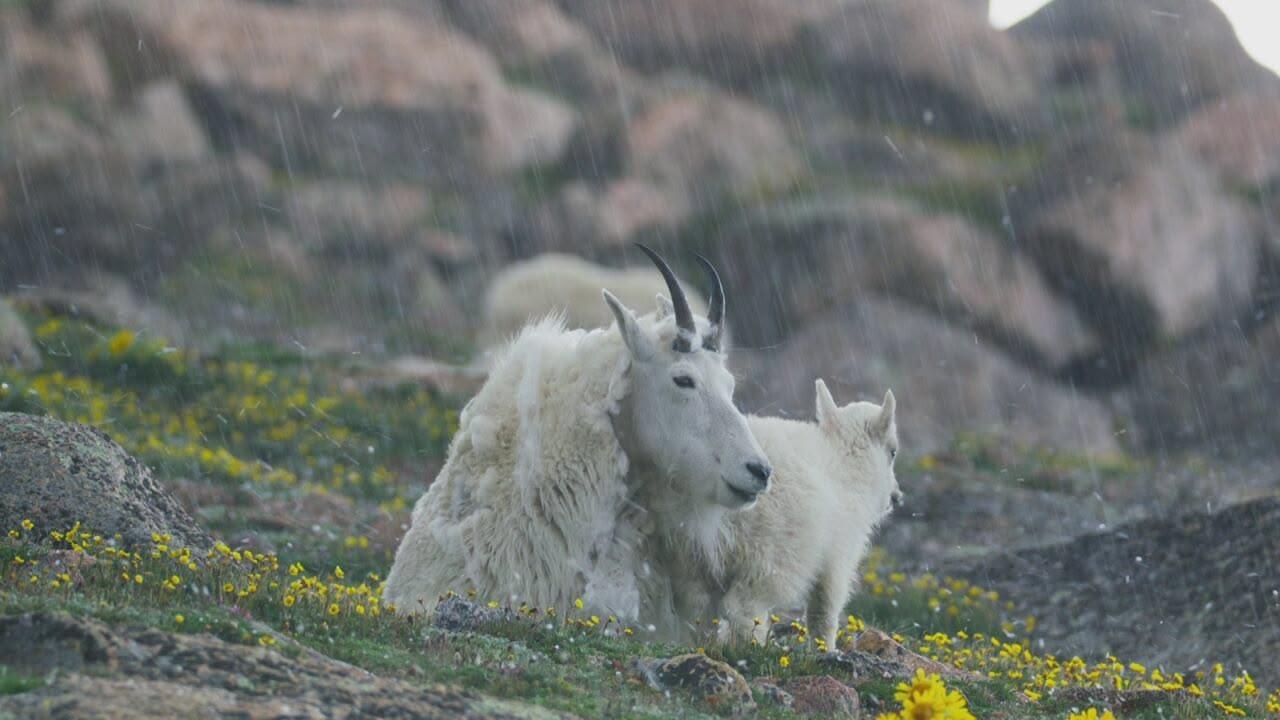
(889, 448), (898, 460)
(673, 375), (696, 389)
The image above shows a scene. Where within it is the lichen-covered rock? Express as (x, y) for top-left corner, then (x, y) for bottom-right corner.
(819, 628), (977, 688)
(851, 629), (972, 679)
(0, 299), (39, 370)
(752, 679), (794, 709)
(1013, 127), (1258, 363)
(804, 0), (1040, 138)
(782, 676), (861, 718)
(0, 413), (211, 550)
(81, 0), (577, 184)
(0, 612), (565, 719)
(702, 194), (1099, 369)
(431, 596), (520, 633)
(1013, 0), (1274, 128)
(637, 653), (755, 714)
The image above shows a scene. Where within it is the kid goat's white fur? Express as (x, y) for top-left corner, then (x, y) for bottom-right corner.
(683, 380), (900, 648)
(384, 247), (769, 631)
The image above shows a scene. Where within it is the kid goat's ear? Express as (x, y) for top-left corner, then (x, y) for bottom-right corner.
(815, 378), (839, 427)
(604, 289), (655, 360)
(872, 389), (896, 439)
(654, 293), (674, 320)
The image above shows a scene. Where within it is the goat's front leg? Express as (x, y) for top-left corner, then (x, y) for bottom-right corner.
(805, 570), (846, 651)
(717, 586), (769, 647)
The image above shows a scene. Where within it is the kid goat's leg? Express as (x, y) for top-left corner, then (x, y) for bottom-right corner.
(805, 571), (844, 651)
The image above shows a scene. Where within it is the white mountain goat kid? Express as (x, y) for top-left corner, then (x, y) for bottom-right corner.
(697, 380), (901, 649)
(384, 246), (771, 628)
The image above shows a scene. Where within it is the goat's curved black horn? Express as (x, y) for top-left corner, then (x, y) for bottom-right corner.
(694, 254), (724, 351)
(635, 243), (695, 351)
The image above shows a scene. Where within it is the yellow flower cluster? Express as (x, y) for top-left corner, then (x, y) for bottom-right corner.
(878, 668), (976, 720)
(4, 316), (460, 505)
(910, 628), (1266, 714)
(1067, 709), (1115, 720)
(7, 519), (666, 653)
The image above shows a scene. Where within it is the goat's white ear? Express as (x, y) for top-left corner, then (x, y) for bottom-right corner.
(654, 293), (674, 320)
(814, 378), (838, 427)
(872, 389), (896, 439)
(604, 289), (655, 360)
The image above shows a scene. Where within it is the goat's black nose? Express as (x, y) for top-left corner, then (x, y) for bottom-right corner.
(746, 462), (772, 490)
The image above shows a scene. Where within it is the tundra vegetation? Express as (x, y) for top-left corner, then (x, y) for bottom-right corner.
(1, 306), (1275, 719)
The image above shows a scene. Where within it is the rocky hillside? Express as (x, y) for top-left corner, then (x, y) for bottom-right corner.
(944, 497), (1280, 686)
(2, 0), (1278, 459)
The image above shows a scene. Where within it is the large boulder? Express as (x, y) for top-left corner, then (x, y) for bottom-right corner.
(0, 102), (269, 285)
(0, 9), (113, 104)
(734, 297), (1118, 454)
(527, 178), (683, 255)
(1174, 91), (1280, 191)
(626, 83), (803, 212)
(0, 299), (39, 370)
(1013, 0), (1275, 129)
(0, 413), (211, 550)
(77, 0), (577, 185)
(556, 0), (842, 82)
(1127, 314), (1280, 457)
(701, 195), (1098, 369)
(523, 82), (803, 254)
(802, 0), (1041, 138)
(1011, 128), (1258, 366)
(283, 180), (430, 258)
(444, 0), (596, 70)
(448, 0), (660, 189)
(106, 81), (211, 167)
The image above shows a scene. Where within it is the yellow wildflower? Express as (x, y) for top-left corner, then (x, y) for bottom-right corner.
(107, 330), (137, 356)
(1067, 710), (1115, 720)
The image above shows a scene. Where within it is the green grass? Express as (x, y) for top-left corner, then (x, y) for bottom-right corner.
(0, 666), (43, 696)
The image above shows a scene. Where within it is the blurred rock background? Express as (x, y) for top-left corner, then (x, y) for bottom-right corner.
(3, 0), (1278, 461)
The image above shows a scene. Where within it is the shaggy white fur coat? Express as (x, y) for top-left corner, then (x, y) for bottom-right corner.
(383, 316), (643, 616)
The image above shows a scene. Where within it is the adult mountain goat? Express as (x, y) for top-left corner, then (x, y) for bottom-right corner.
(480, 253), (708, 345)
(384, 246), (771, 626)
